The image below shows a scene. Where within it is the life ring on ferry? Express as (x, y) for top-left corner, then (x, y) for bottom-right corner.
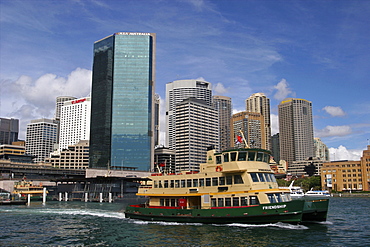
(216, 166), (223, 172)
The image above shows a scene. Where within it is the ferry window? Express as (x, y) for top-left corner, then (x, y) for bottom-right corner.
(233, 197), (239, 206)
(267, 174), (277, 183)
(257, 173), (265, 182)
(160, 198), (164, 206)
(264, 173), (271, 182)
(225, 198), (232, 207)
(250, 173), (259, 182)
(218, 198), (224, 207)
(211, 198), (217, 207)
(199, 178), (205, 187)
(230, 152), (237, 161)
(164, 180), (169, 188)
(234, 175), (243, 184)
(187, 179), (192, 187)
(170, 180), (174, 188)
(159, 180), (163, 188)
(238, 152), (247, 161)
(256, 152), (264, 161)
(154, 180), (158, 188)
(206, 178), (211, 186)
(216, 156), (222, 164)
(175, 180), (180, 188)
(268, 194), (277, 203)
(248, 152), (256, 161)
(165, 198), (170, 206)
(219, 176), (225, 185)
(226, 176), (233, 185)
(241, 197), (248, 206)
(223, 153), (229, 162)
(193, 179), (198, 187)
(250, 196), (259, 205)
(181, 180), (186, 188)
(276, 193), (282, 202)
(212, 177), (219, 186)
(171, 199), (177, 207)
(263, 154), (270, 163)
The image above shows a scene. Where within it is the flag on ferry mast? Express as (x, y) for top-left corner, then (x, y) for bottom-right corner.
(235, 135), (243, 144)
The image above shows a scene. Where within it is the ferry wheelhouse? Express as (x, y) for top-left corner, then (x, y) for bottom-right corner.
(125, 147), (308, 224)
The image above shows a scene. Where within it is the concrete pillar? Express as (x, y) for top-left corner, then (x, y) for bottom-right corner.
(42, 187), (47, 205)
(99, 193), (103, 203)
(59, 192), (62, 201)
(108, 193), (112, 203)
(65, 192), (68, 201)
(27, 194), (31, 206)
(85, 193), (88, 202)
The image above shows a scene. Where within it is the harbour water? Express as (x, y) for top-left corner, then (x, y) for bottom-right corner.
(1, 197), (369, 246)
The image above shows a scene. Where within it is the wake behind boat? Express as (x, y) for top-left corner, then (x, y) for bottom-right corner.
(125, 146), (329, 224)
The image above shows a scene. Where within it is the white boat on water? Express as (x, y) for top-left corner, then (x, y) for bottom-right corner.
(305, 188), (331, 197)
(279, 181), (304, 199)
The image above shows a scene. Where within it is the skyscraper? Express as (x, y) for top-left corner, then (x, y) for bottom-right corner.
(0, 117), (19, 145)
(278, 98), (314, 165)
(175, 98), (219, 172)
(314, 137), (330, 161)
(26, 118), (57, 163)
(213, 96), (232, 151)
(245, 93), (271, 150)
(165, 79), (212, 150)
(90, 32), (156, 171)
(231, 111), (265, 149)
(59, 97), (91, 151)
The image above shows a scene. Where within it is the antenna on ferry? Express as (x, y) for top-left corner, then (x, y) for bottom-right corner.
(239, 130), (250, 148)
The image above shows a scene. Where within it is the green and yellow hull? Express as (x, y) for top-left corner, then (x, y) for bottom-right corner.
(125, 200), (305, 224)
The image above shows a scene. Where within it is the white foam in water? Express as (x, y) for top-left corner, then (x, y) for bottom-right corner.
(128, 219), (203, 226)
(43, 208), (127, 219)
(220, 222), (309, 230)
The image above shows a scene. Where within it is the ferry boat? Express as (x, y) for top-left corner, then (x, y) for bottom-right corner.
(279, 181), (304, 199)
(305, 189), (331, 197)
(12, 180), (48, 200)
(125, 146), (325, 224)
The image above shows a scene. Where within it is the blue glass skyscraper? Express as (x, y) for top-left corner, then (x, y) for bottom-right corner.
(89, 32), (156, 171)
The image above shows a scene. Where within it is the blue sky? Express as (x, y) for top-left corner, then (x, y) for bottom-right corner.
(1, 0), (369, 160)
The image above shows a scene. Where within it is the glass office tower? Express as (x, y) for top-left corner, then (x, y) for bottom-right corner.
(90, 32), (156, 171)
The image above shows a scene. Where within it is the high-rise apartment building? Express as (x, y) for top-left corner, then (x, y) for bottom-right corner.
(245, 93), (271, 150)
(26, 118), (57, 163)
(90, 32), (156, 171)
(231, 111), (265, 149)
(314, 137), (330, 161)
(271, 133), (280, 163)
(174, 98), (219, 172)
(0, 117), (19, 145)
(59, 97), (91, 151)
(278, 98), (314, 165)
(213, 96), (232, 151)
(55, 96), (77, 120)
(55, 96), (76, 144)
(166, 79), (212, 150)
(154, 94), (160, 146)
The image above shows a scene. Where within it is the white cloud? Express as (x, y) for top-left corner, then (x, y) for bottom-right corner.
(329, 145), (362, 161)
(316, 125), (352, 138)
(270, 114), (279, 135)
(322, 106), (346, 117)
(213, 82), (228, 95)
(273, 78), (295, 101)
(2, 68), (92, 138)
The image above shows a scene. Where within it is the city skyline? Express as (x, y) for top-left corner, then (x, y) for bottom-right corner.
(1, 0), (369, 161)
